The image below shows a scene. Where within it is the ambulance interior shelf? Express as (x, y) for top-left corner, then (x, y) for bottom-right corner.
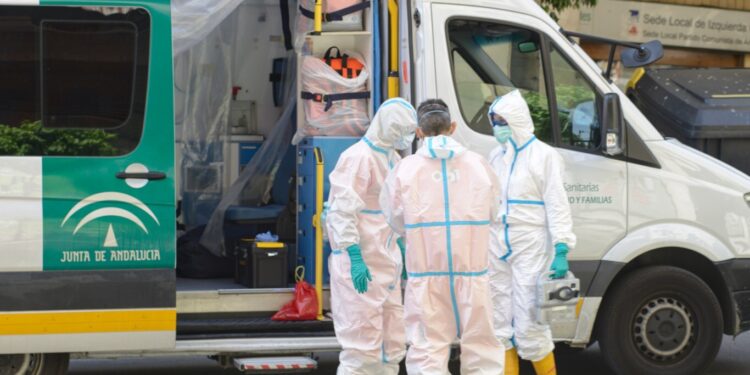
(294, 34), (374, 144)
(294, 0), (375, 143)
(295, 45), (371, 143)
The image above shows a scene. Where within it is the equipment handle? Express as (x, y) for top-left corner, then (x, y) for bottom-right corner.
(548, 286), (580, 302)
(323, 46), (342, 64)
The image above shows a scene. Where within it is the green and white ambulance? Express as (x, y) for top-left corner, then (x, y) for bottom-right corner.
(0, 0), (749, 374)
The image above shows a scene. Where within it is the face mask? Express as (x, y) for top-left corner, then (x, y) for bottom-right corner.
(394, 132), (416, 150)
(493, 125), (512, 144)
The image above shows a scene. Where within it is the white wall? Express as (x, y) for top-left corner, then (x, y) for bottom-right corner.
(232, 0), (288, 137)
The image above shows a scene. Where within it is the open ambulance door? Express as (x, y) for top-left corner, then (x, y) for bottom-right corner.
(0, 1), (176, 354)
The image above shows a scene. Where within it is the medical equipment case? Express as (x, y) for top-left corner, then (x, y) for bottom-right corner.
(235, 239), (289, 288)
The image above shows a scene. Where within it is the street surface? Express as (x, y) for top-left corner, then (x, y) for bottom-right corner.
(69, 334), (750, 374)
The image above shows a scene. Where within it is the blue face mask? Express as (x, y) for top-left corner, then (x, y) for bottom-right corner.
(493, 125), (512, 144)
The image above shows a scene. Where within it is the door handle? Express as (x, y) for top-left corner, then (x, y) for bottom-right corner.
(116, 172), (166, 180)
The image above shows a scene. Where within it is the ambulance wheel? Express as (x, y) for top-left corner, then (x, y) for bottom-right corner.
(0, 353), (69, 375)
(598, 266), (722, 375)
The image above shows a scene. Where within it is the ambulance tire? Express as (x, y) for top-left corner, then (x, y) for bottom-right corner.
(0, 353), (69, 375)
(35, 354), (69, 375)
(598, 266), (722, 375)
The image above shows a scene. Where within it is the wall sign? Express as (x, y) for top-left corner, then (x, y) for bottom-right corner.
(577, 0), (750, 53)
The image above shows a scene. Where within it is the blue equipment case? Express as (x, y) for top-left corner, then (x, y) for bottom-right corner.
(297, 137), (360, 285)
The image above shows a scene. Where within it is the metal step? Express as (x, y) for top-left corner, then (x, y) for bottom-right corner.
(234, 356), (317, 373)
(80, 336), (341, 359)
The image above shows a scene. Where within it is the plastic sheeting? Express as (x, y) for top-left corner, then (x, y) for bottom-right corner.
(293, 51), (370, 145)
(174, 0), (299, 256)
(200, 53), (298, 256)
(172, 0), (246, 56)
(174, 13), (237, 229)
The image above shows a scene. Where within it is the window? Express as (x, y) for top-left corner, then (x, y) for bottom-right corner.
(447, 19), (552, 142)
(0, 6), (150, 156)
(549, 46), (601, 150)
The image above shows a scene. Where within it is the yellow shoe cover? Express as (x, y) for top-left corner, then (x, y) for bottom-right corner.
(532, 352), (556, 375)
(505, 348), (519, 375)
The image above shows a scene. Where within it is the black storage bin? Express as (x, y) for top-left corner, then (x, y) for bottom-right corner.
(628, 68), (750, 175)
(235, 239), (288, 288)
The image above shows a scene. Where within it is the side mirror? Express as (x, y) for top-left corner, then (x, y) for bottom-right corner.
(621, 40), (663, 68)
(601, 93), (624, 156)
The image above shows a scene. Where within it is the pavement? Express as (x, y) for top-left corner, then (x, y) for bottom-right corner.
(68, 334), (750, 374)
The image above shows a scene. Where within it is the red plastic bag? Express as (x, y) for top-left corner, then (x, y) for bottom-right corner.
(272, 267), (319, 321)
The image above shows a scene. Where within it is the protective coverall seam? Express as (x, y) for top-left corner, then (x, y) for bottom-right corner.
(501, 137), (538, 261)
(404, 220), (490, 229)
(379, 97), (418, 120)
(428, 137), (437, 159)
(507, 199), (545, 206)
(408, 269), (488, 277)
(440, 158), (462, 339)
(362, 137), (396, 169)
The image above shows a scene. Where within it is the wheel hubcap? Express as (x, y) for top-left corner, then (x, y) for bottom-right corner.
(633, 297), (695, 362)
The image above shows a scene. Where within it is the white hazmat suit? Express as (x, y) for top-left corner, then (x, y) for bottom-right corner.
(381, 134), (504, 374)
(487, 90), (577, 363)
(326, 98), (417, 375)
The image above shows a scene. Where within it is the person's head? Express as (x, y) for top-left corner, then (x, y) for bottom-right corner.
(416, 99), (456, 138)
(487, 90), (534, 144)
(366, 98), (418, 150)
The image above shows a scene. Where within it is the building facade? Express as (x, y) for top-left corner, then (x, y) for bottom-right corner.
(557, 0), (750, 87)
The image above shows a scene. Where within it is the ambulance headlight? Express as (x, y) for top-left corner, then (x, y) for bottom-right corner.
(745, 193), (750, 208)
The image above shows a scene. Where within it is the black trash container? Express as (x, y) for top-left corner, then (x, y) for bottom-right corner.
(628, 68), (750, 175)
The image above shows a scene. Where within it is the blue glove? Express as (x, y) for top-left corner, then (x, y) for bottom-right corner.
(256, 231), (279, 242)
(397, 237), (407, 280)
(347, 244), (372, 293)
(550, 243), (569, 279)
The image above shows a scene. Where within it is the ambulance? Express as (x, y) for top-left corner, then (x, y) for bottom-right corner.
(0, 0), (748, 374)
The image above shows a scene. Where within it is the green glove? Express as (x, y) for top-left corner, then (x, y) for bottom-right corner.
(550, 243), (570, 279)
(347, 244), (372, 293)
(397, 237), (407, 280)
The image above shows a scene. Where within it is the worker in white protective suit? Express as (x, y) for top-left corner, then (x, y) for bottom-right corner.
(326, 97), (417, 375)
(380, 99), (504, 374)
(487, 90), (577, 375)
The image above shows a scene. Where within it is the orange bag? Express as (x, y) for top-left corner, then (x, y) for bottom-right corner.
(322, 47), (364, 79)
(272, 267), (319, 321)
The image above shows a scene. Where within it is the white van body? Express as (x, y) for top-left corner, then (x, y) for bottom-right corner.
(420, 0), (750, 372)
